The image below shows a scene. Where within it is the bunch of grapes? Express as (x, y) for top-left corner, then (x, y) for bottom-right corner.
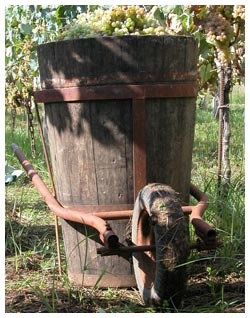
(5, 39), (35, 109)
(59, 6), (168, 40)
(194, 7), (234, 67)
(233, 5), (245, 20)
(199, 11), (234, 46)
(216, 49), (231, 68)
(209, 5), (233, 21)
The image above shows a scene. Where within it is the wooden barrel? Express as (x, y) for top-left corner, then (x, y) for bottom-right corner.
(36, 35), (197, 287)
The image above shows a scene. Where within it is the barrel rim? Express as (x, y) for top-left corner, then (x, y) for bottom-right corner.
(38, 34), (197, 47)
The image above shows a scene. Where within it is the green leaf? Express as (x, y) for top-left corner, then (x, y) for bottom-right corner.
(199, 38), (213, 57)
(153, 7), (165, 23)
(161, 5), (179, 15)
(15, 80), (23, 91)
(199, 64), (212, 85)
(20, 23), (32, 35)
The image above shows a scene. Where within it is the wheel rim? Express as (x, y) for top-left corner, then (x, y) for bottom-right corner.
(136, 209), (155, 289)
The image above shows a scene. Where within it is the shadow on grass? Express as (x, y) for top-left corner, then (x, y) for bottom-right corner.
(5, 219), (58, 257)
(5, 279), (245, 313)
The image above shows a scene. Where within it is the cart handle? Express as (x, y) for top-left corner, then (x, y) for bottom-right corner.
(11, 143), (216, 246)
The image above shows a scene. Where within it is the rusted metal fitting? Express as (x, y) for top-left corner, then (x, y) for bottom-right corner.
(102, 222), (119, 248)
(191, 218), (217, 244)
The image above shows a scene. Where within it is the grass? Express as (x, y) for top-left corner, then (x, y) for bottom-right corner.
(5, 85), (245, 313)
(191, 85), (245, 261)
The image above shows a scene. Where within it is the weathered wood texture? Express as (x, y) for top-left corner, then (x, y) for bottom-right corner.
(37, 35), (197, 287)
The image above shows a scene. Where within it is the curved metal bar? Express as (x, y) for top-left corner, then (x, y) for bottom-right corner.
(11, 143), (119, 248)
(188, 184), (217, 243)
(190, 183), (209, 220)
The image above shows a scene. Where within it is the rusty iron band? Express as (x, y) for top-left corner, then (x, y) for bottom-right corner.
(34, 83), (197, 103)
(132, 99), (146, 198)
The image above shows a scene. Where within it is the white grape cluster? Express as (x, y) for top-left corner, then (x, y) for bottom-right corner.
(216, 49), (231, 68)
(204, 10), (237, 67)
(232, 5), (245, 20)
(59, 6), (168, 39)
(203, 12), (234, 45)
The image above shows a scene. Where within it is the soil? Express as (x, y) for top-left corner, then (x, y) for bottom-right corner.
(5, 255), (245, 313)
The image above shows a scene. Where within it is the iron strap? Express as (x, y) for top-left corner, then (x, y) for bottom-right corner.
(34, 82), (197, 103)
(133, 99), (147, 198)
